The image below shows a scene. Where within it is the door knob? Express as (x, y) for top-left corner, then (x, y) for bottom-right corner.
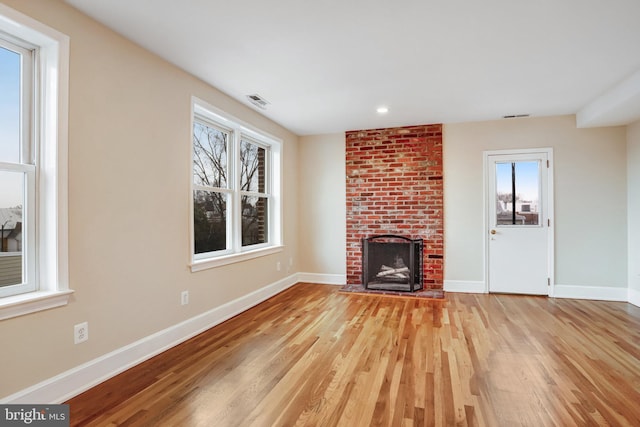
(490, 229), (497, 235)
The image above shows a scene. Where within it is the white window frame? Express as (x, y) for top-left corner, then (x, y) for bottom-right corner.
(190, 97), (282, 272)
(0, 4), (71, 320)
(238, 135), (272, 251)
(0, 36), (36, 298)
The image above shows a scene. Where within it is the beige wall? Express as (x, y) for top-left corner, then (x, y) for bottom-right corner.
(444, 115), (628, 288)
(0, 0), (299, 397)
(297, 117), (630, 291)
(628, 120), (640, 292)
(298, 134), (346, 276)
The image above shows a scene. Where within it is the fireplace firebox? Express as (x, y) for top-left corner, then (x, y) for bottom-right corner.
(362, 235), (423, 292)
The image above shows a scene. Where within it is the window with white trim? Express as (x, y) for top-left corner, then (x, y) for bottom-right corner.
(191, 99), (281, 270)
(0, 4), (70, 320)
(0, 35), (36, 297)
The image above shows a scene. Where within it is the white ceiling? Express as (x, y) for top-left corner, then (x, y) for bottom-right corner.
(64, 0), (640, 135)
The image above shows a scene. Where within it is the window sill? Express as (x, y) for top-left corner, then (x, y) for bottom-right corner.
(190, 245), (284, 272)
(0, 289), (74, 321)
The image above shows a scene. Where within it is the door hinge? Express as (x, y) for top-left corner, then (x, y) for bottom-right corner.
(546, 160), (549, 168)
(547, 278), (551, 287)
(548, 218), (550, 227)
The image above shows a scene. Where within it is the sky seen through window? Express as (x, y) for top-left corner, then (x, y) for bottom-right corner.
(0, 45), (24, 208)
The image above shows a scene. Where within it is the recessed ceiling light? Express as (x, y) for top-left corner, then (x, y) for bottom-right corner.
(376, 106), (389, 114)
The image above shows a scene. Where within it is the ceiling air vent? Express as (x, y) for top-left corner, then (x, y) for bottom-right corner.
(502, 114), (530, 119)
(246, 94), (269, 110)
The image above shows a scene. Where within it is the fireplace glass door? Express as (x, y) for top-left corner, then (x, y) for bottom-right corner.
(362, 235), (423, 292)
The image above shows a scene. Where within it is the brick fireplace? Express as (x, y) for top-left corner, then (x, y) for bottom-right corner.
(345, 124), (443, 290)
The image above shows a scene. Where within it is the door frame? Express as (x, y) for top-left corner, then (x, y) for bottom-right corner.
(483, 148), (555, 296)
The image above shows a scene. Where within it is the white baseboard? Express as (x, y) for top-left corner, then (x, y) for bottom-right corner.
(297, 272), (346, 285)
(2, 274), (299, 404)
(443, 280), (632, 303)
(628, 288), (640, 307)
(444, 280), (486, 293)
(552, 284), (628, 302)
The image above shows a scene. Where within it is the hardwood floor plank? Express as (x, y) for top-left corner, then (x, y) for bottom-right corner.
(66, 284), (640, 426)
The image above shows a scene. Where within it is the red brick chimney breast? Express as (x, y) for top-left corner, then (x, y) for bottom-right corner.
(345, 124), (443, 289)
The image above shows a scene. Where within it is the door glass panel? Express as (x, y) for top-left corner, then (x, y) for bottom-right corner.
(0, 171), (24, 287)
(495, 161), (540, 226)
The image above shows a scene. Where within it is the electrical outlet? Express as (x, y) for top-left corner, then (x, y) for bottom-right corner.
(276, 262), (281, 271)
(181, 290), (189, 305)
(74, 322), (88, 344)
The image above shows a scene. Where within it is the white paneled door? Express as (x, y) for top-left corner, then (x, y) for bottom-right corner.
(486, 149), (553, 295)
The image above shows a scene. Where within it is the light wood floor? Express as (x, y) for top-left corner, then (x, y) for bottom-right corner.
(67, 283), (640, 426)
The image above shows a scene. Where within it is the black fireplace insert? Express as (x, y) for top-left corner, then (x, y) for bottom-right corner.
(362, 235), (423, 292)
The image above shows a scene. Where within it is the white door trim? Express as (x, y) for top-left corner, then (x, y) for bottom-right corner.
(483, 148), (555, 295)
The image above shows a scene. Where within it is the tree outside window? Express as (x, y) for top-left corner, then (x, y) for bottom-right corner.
(191, 108), (277, 264)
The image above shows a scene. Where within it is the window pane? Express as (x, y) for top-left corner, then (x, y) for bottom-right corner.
(240, 140), (266, 193)
(0, 171), (24, 287)
(496, 161), (540, 225)
(0, 46), (21, 164)
(193, 122), (228, 188)
(193, 190), (227, 253)
(242, 196), (267, 246)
